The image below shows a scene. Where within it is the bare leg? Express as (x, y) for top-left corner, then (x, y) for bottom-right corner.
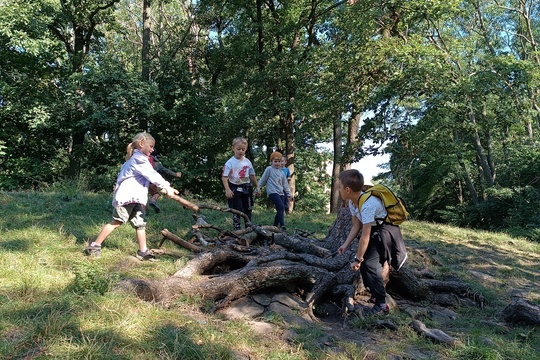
(134, 227), (156, 261)
(136, 228), (147, 251)
(94, 220), (123, 245)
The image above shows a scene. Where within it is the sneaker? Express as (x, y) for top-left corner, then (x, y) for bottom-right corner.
(136, 250), (157, 262)
(84, 243), (101, 257)
(367, 303), (389, 316)
(149, 201), (161, 214)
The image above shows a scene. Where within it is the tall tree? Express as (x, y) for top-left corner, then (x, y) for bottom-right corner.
(0, 0), (66, 188)
(48, 0), (121, 178)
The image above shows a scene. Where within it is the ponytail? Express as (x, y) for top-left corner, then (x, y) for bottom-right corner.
(125, 142), (137, 160)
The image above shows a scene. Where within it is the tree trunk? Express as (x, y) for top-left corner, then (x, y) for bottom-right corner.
(283, 109), (296, 213)
(140, 0), (151, 132)
(469, 108), (494, 187)
(453, 130), (479, 205)
(330, 111), (343, 213)
(330, 110), (361, 213)
(256, 0), (264, 71)
(142, 0), (151, 83)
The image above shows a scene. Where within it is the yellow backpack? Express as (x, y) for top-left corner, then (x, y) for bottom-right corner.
(358, 184), (410, 225)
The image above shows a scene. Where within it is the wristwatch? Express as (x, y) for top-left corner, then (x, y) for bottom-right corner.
(354, 256), (363, 263)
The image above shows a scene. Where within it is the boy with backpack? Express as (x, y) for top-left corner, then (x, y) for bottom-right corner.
(337, 169), (408, 315)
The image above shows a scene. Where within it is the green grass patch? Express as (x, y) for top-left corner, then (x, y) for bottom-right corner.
(1, 188), (540, 359)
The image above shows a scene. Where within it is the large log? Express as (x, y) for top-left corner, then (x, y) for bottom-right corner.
(116, 248), (332, 314)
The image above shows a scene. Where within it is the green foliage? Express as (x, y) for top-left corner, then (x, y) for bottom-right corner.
(2, 0), (540, 238)
(70, 260), (118, 295)
(292, 143), (332, 213)
(503, 186), (540, 237)
(434, 185), (540, 240)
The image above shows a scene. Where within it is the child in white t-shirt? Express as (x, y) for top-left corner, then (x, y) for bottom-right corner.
(221, 137), (260, 230)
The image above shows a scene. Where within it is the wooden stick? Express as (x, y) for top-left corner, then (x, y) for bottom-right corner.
(198, 204), (250, 224)
(161, 229), (203, 253)
(161, 190), (199, 212)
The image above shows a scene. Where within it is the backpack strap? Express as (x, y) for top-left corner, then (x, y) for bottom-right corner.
(358, 191), (386, 225)
(358, 191), (372, 209)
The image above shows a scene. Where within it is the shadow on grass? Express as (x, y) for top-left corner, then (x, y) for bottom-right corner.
(402, 222), (540, 306)
(0, 288), (239, 360)
(149, 322), (238, 359)
(0, 238), (31, 251)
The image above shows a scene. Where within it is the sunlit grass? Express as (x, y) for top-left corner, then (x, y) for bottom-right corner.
(1, 188), (540, 359)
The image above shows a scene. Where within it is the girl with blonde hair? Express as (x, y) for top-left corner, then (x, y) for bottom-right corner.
(85, 132), (178, 260)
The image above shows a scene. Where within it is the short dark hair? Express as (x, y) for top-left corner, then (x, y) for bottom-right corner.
(338, 169), (364, 192)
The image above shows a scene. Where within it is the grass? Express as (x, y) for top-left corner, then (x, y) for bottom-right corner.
(0, 188), (540, 359)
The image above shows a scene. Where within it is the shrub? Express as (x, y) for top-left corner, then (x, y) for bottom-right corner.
(70, 260), (118, 295)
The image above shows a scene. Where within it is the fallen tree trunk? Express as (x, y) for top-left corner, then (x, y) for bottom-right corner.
(118, 246), (341, 305)
(119, 204), (482, 317)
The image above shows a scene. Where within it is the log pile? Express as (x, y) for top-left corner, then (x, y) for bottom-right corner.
(117, 205), (484, 320)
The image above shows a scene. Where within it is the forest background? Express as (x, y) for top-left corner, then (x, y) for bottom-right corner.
(2, 0), (540, 239)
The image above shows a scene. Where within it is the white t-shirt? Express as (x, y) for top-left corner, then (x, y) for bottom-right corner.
(222, 156), (256, 185)
(348, 194), (387, 225)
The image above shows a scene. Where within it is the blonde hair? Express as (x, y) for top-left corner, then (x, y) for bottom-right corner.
(269, 151), (283, 162)
(125, 132), (155, 160)
(232, 137), (248, 147)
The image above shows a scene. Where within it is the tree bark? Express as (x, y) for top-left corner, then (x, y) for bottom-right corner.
(142, 0), (151, 83)
(453, 130), (479, 205)
(330, 111), (343, 213)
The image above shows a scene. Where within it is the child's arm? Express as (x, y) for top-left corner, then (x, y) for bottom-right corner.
(154, 160), (180, 178)
(338, 215), (362, 255)
(136, 154), (173, 192)
(222, 176), (234, 199)
(249, 174), (260, 195)
(282, 173), (292, 200)
(258, 167), (270, 188)
(351, 222), (372, 271)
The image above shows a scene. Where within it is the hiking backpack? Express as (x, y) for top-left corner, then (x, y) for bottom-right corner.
(358, 184), (410, 225)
